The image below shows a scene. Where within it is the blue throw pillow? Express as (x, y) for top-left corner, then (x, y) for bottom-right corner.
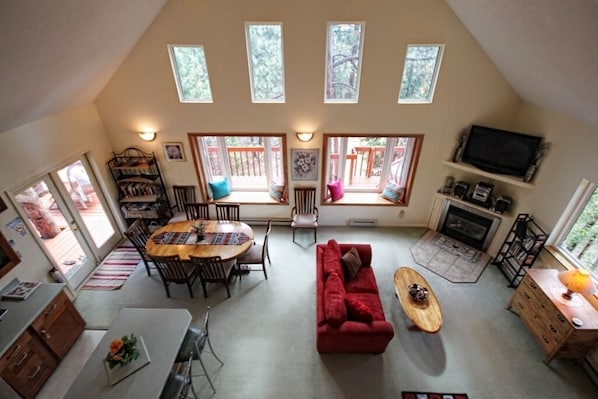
(269, 182), (285, 202)
(381, 181), (405, 203)
(209, 179), (230, 200)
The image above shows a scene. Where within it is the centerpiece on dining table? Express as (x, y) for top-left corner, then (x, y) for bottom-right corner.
(190, 219), (207, 242)
(105, 333), (140, 369)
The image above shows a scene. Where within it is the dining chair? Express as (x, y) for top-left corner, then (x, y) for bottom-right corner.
(236, 219), (271, 279)
(215, 202), (240, 221)
(291, 187), (319, 243)
(148, 254), (200, 298)
(124, 219), (153, 276)
(169, 185), (197, 223)
(184, 202), (210, 221)
(159, 354), (198, 399)
(175, 306), (222, 394)
(189, 255), (236, 298)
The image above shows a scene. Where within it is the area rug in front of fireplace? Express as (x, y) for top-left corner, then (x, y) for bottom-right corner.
(410, 230), (491, 283)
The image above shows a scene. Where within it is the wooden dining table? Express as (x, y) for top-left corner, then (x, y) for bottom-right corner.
(145, 220), (254, 261)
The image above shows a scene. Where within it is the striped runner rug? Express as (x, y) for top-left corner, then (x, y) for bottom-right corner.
(82, 242), (141, 290)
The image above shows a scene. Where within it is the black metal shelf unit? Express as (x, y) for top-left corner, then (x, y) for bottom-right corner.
(492, 213), (548, 287)
(108, 147), (172, 226)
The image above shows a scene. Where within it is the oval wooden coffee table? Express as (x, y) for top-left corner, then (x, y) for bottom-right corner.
(394, 267), (443, 333)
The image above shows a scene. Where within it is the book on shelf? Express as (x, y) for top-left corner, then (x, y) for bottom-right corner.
(3, 281), (41, 300)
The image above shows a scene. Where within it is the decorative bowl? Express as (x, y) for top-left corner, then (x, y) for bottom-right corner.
(408, 283), (429, 302)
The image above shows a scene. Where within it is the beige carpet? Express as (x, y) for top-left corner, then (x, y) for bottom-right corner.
(410, 230), (491, 283)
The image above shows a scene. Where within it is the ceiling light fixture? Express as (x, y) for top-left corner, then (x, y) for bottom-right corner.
(296, 132), (314, 142)
(138, 131), (156, 142)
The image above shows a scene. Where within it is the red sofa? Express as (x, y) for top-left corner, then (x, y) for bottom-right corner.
(316, 239), (395, 353)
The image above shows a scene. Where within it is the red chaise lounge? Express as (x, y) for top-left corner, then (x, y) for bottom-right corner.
(316, 239), (395, 353)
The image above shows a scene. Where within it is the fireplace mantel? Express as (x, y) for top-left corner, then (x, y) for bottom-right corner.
(443, 160), (535, 189)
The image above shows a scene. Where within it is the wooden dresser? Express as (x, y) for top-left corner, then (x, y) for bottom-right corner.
(507, 269), (598, 364)
(0, 281), (85, 398)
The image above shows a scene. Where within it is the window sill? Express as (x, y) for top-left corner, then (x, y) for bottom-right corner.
(321, 192), (403, 206)
(210, 191), (288, 205)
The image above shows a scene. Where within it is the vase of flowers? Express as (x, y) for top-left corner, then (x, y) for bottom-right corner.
(105, 333), (140, 369)
(190, 220), (206, 242)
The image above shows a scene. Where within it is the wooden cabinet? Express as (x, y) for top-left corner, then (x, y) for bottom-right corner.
(507, 269), (598, 364)
(0, 285), (85, 398)
(0, 330), (57, 399)
(108, 147), (171, 226)
(493, 213), (548, 287)
(30, 290), (86, 359)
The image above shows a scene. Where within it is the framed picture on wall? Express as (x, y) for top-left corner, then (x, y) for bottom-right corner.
(291, 149), (319, 181)
(0, 231), (20, 279)
(162, 142), (186, 162)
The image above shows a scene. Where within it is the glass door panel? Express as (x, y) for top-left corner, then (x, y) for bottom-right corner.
(54, 159), (119, 256)
(15, 178), (96, 290)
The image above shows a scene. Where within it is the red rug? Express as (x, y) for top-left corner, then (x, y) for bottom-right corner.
(82, 243), (141, 290)
(402, 393), (468, 399)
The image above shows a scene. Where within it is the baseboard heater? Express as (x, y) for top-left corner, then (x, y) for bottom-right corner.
(349, 219), (378, 227)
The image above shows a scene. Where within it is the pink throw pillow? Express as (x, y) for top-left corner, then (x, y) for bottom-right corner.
(327, 179), (344, 201)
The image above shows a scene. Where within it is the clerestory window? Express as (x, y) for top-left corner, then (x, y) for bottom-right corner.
(245, 22), (285, 103)
(168, 45), (213, 103)
(324, 22), (365, 103)
(398, 44), (444, 104)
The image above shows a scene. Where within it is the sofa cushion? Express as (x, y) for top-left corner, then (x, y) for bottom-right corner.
(346, 292), (386, 321)
(324, 272), (347, 326)
(323, 239), (344, 282)
(345, 297), (373, 323)
(342, 247), (362, 280)
(344, 267), (379, 294)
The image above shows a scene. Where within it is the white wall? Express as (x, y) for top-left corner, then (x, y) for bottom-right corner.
(95, 0), (521, 228)
(0, 104), (115, 288)
(513, 103), (598, 232)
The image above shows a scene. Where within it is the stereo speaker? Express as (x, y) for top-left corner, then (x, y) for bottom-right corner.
(494, 196), (512, 214)
(453, 181), (469, 199)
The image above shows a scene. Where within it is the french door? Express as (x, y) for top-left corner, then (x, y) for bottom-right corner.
(12, 156), (121, 290)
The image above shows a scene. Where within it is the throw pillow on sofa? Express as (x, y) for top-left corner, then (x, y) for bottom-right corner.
(324, 272), (347, 326)
(342, 247), (362, 280)
(345, 297), (373, 323)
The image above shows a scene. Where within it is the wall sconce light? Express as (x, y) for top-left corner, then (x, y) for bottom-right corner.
(552, 269), (597, 309)
(296, 132), (314, 142)
(138, 131), (156, 142)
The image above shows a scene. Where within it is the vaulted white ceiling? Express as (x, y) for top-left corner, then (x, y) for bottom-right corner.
(1, 0), (597, 134)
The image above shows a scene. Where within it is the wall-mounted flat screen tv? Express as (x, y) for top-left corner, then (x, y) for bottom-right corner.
(461, 125), (542, 177)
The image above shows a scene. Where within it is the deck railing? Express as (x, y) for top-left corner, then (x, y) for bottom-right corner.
(206, 145), (405, 187)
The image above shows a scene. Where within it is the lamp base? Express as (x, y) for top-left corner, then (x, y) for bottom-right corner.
(550, 287), (583, 307)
